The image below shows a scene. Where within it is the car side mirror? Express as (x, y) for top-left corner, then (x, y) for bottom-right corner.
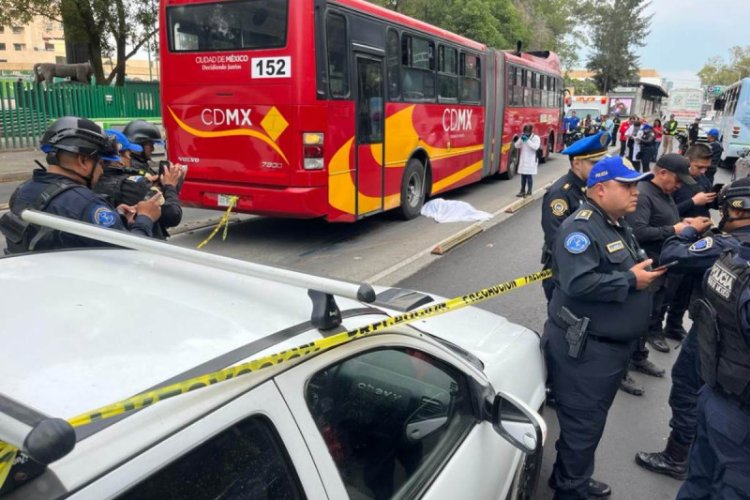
(489, 391), (545, 454)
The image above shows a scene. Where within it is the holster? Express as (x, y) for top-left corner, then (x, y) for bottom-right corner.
(558, 306), (590, 359)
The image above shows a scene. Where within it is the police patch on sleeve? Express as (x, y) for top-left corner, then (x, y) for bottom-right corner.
(564, 232), (591, 254)
(689, 237), (713, 253)
(550, 198), (569, 217)
(92, 206), (117, 227)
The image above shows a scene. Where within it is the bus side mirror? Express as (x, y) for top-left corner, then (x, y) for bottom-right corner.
(488, 391), (545, 454)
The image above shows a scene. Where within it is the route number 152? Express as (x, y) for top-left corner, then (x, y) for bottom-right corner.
(251, 57), (291, 79)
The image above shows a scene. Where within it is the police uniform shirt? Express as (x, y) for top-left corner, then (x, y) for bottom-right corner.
(550, 201), (652, 339)
(9, 170), (153, 250)
(661, 225), (750, 274)
(709, 141), (723, 169)
(542, 171), (587, 250)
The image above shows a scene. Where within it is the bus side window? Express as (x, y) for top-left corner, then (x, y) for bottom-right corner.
(438, 45), (458, 101)
(386, 29), (400, 100)
(402, 35), (435, 102)
(326, 12), (349, 98)
(459, 53), (480, 103)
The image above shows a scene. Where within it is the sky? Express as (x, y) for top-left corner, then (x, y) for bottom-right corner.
(637, 0), (750, 88)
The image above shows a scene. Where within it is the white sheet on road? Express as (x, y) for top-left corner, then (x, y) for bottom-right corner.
(420, 198), (492, 223)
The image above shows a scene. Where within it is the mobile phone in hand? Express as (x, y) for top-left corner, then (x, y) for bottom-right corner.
(158, 160), (170, 177)
(654, 261), (679, 272)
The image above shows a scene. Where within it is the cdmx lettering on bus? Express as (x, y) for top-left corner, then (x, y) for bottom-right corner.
(201, 108), (253, 127)
(442, 108), (474, 132)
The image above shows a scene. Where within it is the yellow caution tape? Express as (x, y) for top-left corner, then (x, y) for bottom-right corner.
(197, 196), (239, 249)
(0, 268), (551, 487)
(0, 443), (16, 489)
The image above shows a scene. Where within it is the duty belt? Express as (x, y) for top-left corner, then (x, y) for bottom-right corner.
(551, 316), (632, 344)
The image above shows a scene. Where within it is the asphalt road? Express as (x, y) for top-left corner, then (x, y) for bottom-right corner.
(398, 197), (684, 500)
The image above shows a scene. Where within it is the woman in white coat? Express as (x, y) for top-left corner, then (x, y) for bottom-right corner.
(514, 124), (541, 197)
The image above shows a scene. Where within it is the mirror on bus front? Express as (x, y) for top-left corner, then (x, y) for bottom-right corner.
(489, 391), (545, 455)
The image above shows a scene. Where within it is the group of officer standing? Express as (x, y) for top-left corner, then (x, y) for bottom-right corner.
(540, 130), (750, 499)
(0, 116), (185, 253)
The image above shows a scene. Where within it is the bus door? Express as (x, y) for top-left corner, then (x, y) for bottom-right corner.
(354, 54), (385, 217)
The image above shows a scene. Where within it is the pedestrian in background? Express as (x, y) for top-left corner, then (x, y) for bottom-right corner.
(627, 119), (642, 171)
(611, 115), (621, 147)
(514, 124), (540, 198)
(663, 114), (679, 154)
(688, 117), (701, 146)
(636, 123), (658, 172)
(706, 128), (723, 183)
(619, 117), (632, 157)
(652, 118), (664, 156)
(544, 155), (664, 500)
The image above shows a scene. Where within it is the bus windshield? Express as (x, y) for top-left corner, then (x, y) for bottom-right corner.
(167, 0), (288, 52)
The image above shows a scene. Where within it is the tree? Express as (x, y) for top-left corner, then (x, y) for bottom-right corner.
(584, 0), (651, 93)
(564, 76), (599, 95)
(513, 0), (588, 68)
(0, 0), (157, 86)
(698, 46), (750, 86)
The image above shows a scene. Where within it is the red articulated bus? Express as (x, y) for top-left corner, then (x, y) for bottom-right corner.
(159, 0), (564, 222)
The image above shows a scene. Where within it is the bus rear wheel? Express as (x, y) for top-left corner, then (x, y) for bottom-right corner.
(399, 158), (426, 219)
(500, 147), (519, 180)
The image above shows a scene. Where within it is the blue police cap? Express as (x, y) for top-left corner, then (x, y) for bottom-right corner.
(587, 155), (653, 188)
(105, 129), (144, 154)
(707, 128), (720, 138)
(561, 131), (611, 161)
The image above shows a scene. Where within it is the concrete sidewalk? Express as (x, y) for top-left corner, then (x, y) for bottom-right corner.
(0, 149), (38, 183)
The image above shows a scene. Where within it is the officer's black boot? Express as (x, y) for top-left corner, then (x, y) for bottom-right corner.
(663, 316), (687, 341)
(547, 476), (612, 497)
(646, 329), (670, 353)
(634, 437), (689, 480)
(619, 372), (644, 395)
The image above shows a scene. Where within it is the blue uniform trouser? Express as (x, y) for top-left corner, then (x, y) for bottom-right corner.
(542, 322), (633, 500)
(667, 326), (702, 447)
(677, 386), (750, 499)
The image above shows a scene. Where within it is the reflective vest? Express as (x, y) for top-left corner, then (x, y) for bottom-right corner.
(695, 248), (750, 404)
(665, 120), (678, 135)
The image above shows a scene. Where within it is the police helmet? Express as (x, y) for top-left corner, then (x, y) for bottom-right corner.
(719, 177), (750, 212)
(122, 119), (164, 146)
(40, 116), (120, 162)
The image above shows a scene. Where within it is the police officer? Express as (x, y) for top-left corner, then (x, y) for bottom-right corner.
(663, 114), (679, 155)
(636, 177), (750, 481)
(541, 131), (610, 301)
(96, 119), (183, 239)
(94, 129), (153, 209)
(0, 116), (161, 253)
(544, 156), (665, 499)
(676, 242), (750, 498)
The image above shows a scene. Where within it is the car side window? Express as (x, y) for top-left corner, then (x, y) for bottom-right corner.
(305, 348), (476, 499)
(119, 416), (304, 500)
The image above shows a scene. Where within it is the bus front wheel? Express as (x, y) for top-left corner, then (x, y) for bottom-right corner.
(399, 158), (426, 219)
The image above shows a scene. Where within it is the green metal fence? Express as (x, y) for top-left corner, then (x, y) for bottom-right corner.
(0, 80), (161, 150)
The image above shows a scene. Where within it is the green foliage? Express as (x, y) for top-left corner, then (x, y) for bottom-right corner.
(584, 0), (651, 93)
(372, 0), (586, 67)
(565, 76), (599, 95)
(698, 47), (750, 86)
(0, 0), (157, 86)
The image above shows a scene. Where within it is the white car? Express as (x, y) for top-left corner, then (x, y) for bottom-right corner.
(0, 212), (547, 500)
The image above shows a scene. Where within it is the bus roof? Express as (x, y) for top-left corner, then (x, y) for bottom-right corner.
(502, 50), (561, 74)
(331, 0), (486, 52)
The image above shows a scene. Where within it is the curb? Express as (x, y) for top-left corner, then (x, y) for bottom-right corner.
(170, 215), (241, 236)
(367, 181), (552, 286)
(0, 173), (31, 184)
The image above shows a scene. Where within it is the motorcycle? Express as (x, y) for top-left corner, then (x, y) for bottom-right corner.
(564, 127), (584, 147)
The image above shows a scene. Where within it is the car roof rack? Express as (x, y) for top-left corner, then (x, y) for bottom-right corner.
(21, 210), (376, 330)
(0, 394), (75, 466)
